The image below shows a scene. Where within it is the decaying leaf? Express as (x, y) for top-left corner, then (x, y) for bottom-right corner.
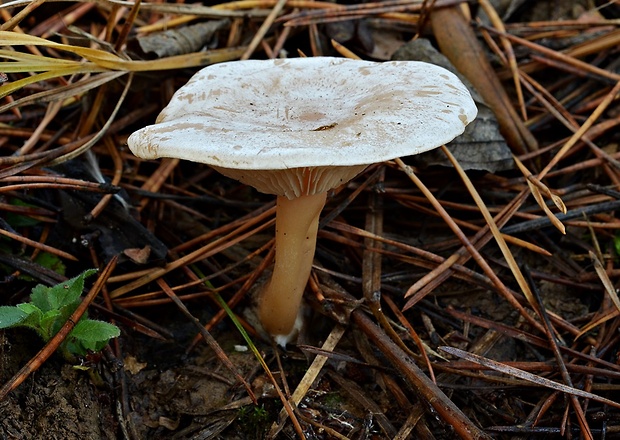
(134, 19), (230, 58)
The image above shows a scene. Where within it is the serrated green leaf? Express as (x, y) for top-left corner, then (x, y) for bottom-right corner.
(16, 302), (43, 330)
(69, 319), (120, 354)
(16, 303), (40, 314)
(52, 301), (81, 336)
(0, 306), (28, 328)
(0, 267), (115, 359)
(39, 309), (61, 340)
(30, 284), (54, 312)
(72, 319), (120, 342)
(30, 269), (97, 312)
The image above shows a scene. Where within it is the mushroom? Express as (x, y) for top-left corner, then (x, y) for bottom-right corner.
(127, 57), (477, 345)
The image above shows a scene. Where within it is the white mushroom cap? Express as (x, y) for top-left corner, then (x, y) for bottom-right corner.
(128, 57), (477, 198)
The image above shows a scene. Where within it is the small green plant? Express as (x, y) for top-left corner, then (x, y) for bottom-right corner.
(237, 404), (271, 437)
(0, 269), (120, 360)
(614, 233), (620, 259)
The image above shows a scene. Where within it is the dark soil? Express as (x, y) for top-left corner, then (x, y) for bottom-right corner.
(0, 331), (116, 440)
(2, 0), (620, 439)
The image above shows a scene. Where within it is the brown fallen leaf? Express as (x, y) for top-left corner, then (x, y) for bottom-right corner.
(430, 4), (539, 155)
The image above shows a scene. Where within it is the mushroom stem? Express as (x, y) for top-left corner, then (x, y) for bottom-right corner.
(259, 192), (327, 340)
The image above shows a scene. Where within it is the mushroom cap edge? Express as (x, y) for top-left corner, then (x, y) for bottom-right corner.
(127, 57), (478, 171)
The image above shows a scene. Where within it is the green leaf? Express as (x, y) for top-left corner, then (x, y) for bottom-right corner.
(30, 269), (97, 312)
(0, 268), (117, 359)
(39, 309), (62, 340)
(17, 303), (40, 315)
(16, 303), (43, 330)
(0, 306), (28, 328)
(19, 251), (67, 282)
(69, 319), (120, 353)
(57, 300), (81, 321)
(30, 284), (53, 312)
(34, 252), (66, 276)
(3, 198), (41, 228)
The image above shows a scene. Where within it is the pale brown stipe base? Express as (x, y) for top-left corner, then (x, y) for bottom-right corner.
(258, 192), (327, 342)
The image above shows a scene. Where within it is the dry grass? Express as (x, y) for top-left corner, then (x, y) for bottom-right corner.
(1, 0), (620, 438)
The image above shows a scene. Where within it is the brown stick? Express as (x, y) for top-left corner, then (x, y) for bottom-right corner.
(351, 309), (492, 439)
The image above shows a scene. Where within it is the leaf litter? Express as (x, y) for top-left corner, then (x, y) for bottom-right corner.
(1, 0), (620, 438)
